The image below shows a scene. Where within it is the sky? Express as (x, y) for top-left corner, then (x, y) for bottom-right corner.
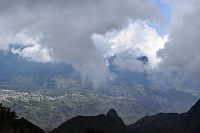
(0, 0), (200, 89)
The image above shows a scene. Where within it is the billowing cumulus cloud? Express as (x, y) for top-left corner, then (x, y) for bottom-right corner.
(92, 20), (168, 72)
(10, 30), (51, 63)
(0, 0), (162, 86)
(1, 0), (200, 89)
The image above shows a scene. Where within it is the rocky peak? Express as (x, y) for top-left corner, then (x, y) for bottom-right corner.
(107, 109), (119, 118)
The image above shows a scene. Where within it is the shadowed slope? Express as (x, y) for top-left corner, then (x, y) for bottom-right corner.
(127, 99), (200, 133)
(50, 109), (126, 133)
(0, 103), (44, 133)
(50, 99), (200, 133)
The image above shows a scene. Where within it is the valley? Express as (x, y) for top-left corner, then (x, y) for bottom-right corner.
(0, 81), (197, 132)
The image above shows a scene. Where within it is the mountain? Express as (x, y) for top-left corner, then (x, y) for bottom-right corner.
(1, 99), (200, 133)
(128, 98), (200, 133)
(0, 51), (77, 90)
(50, 109), (126, 133)
(49, 99), (200, 133)
(0, 51), (199, 131)
(1, 87), (197, 131)
(0, 103), (44, 133)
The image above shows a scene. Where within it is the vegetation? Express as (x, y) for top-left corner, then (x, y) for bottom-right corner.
(0, 103), (17, 120)
(0, 103), (44, 133)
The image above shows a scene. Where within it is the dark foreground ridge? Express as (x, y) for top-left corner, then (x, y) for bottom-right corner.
(0, 103), (44, 133)
(50, 108), (126, 133)
(127, 98), (200, 133)
(1, 99), (200, 133)
(50, 99), (200, 133)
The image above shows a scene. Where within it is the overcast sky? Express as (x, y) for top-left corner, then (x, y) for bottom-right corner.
(0, 0), (199, 88)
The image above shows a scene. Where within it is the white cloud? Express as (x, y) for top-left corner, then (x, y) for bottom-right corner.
(157, 0), (200, 88)
(0, 0), (161, 86)
(11, 44), (52, 63)
(92, 20), (168, 72)
(2, 30), (52, 63)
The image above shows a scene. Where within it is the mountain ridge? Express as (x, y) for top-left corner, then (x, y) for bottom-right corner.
(50, 108), (126, 133)
(1, 99), (200, 133)
(0, 103), (45, 133)
(50, 98), (200, 133)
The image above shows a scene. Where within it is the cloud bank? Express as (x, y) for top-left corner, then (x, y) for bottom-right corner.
(157, 0), (200, 88)
(1, 0), (200, 89)
(0, 0), (162, 86)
